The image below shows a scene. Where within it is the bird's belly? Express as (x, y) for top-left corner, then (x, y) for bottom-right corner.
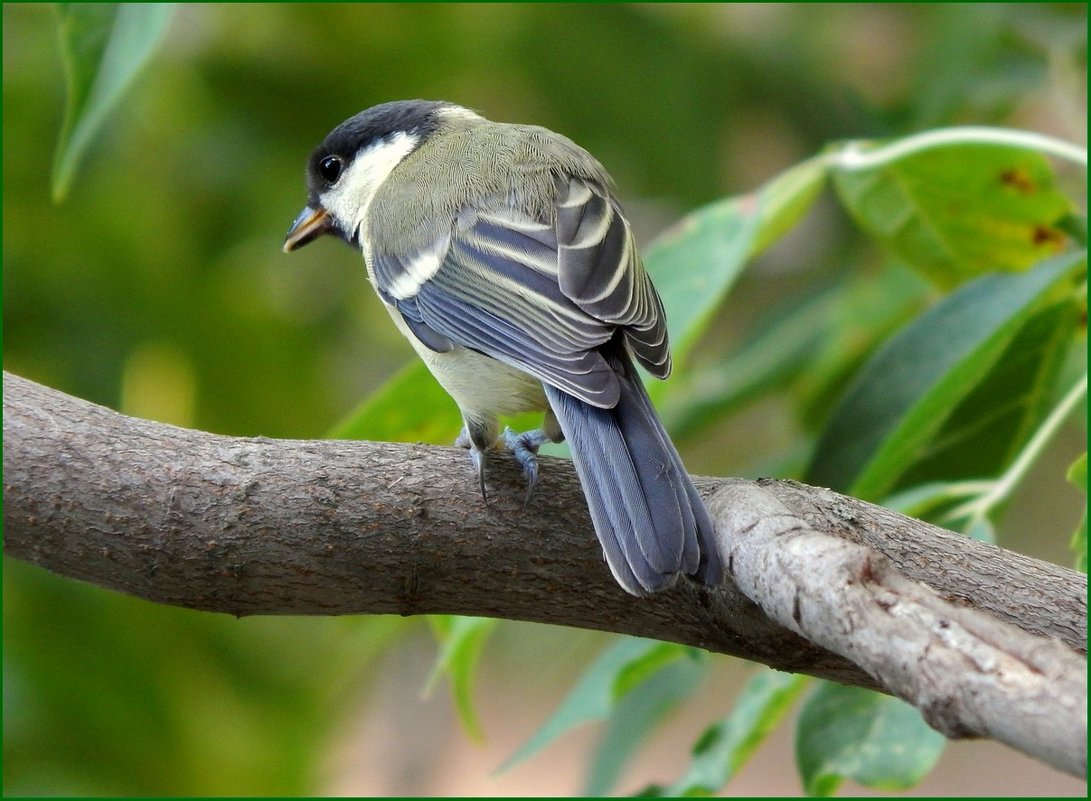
(384, 304), (547, 417)
(426, 346), (547, 416)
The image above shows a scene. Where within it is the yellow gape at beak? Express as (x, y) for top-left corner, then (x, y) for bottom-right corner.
(283, 205), (334, 253)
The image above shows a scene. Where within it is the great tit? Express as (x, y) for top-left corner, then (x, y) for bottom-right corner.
(284, 99), (722, 596)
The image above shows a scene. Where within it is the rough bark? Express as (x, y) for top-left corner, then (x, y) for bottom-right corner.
(712, 484), (1086, 780)
(3, 372), (1087, 777)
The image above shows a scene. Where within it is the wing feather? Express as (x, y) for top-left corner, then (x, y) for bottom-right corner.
(554, 177), (671, 377)
(370, 176), (672, 407)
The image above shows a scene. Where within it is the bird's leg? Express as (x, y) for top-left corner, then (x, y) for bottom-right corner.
(456, 417), (498, 504)
(502, 409), (565, 506)
(501, 428), (550, 504)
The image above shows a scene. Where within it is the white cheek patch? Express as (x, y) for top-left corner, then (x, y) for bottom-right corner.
(320, 131), (420, 247)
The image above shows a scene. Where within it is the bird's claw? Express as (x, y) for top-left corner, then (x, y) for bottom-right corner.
(469, 447), (488, 504)
(502, 427), (550, 507)
(457, 425), (551, 507)
(457, 425), (489, 504)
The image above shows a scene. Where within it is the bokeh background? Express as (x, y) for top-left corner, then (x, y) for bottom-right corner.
(3, 3), (1086, 796)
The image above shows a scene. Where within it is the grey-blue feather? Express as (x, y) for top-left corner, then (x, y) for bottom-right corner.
(545, 346), (721, 595)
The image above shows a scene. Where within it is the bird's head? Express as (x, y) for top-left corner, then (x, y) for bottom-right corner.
(283, 99), (481, 253)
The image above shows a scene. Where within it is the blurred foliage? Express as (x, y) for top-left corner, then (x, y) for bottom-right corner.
(637, 669), (809, 796)
(794, 683), (947, 796)
(806, 250), (1083, 502)
(3, 3), (1086, 796)
(51, 4), (173, 201)
(423, 615), (497, 743)
(499, 639), (705, 777)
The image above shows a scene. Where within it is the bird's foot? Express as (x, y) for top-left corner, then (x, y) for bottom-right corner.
(456, 425), (490, 504)
(502, 427), (552, 506)
(456, 425), (551, 506)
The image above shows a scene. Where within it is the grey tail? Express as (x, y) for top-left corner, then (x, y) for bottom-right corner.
(544, 350), (723, 596)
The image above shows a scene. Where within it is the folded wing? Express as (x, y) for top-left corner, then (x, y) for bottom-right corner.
(370, 176), (671, 407)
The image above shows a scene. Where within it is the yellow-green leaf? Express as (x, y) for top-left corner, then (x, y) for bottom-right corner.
(52, 4), (172, 202)
(832, 132), (1074, 288)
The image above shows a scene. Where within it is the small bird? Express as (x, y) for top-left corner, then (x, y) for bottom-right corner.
(284, 99), (722, 596)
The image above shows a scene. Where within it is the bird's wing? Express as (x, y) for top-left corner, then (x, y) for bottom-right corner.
(554, 176), (671, 379)
(370, 177), (670, 408)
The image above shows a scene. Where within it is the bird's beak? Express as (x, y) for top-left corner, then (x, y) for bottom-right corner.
(283, 205), (334, 253)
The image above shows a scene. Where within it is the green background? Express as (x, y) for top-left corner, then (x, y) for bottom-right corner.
(3, 3), (1085, 795)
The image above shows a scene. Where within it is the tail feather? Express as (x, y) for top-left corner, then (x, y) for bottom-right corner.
(608, 364), (690, 574)
(574, 404), (663, 570)
(544, 352), (723, 595)
(566, 436), (649, 593)
(681, 467), (722, 585)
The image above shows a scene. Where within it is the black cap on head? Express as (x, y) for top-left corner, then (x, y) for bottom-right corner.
(305, 99), (451, 198)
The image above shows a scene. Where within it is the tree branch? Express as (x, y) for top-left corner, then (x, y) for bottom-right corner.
(3, 372), (1086, 777)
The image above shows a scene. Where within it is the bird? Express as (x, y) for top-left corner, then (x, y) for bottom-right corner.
(283, 99), (722, 596)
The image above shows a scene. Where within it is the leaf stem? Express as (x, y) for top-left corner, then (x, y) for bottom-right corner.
(943, 373), (1088, 524)
(834, 127), (1088, 170)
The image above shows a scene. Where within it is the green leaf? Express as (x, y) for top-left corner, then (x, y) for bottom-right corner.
(642, 669), (809, 797)
(898, 298), (1079, 488)
(747, 154), (834, 258)
(52, 4), (173, 202)
(498, 638), (691, 773)
(806, 251), (1086, 499)
(1068, 452), (1088, 572)
(960, 514), (997, 543)
(584, 655), (707, 796)
(882, 480), (978, 516)
(881, 481), (979, 522)
(659, 285), (839, 438)
(661, 262), (932, 441)
(795, 683), (946, 796)
(832, 136), (1074, 288)
(883, 481), (1000, 542)
(647, 154), (829, 358)
(326, 359), (461, 442)
(1058, 213), (1088, 248)
(424, 616), (498, 742)
(794, 265), (935, 431)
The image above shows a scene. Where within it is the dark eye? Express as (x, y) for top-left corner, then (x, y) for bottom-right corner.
(318, 155), (343, 184)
